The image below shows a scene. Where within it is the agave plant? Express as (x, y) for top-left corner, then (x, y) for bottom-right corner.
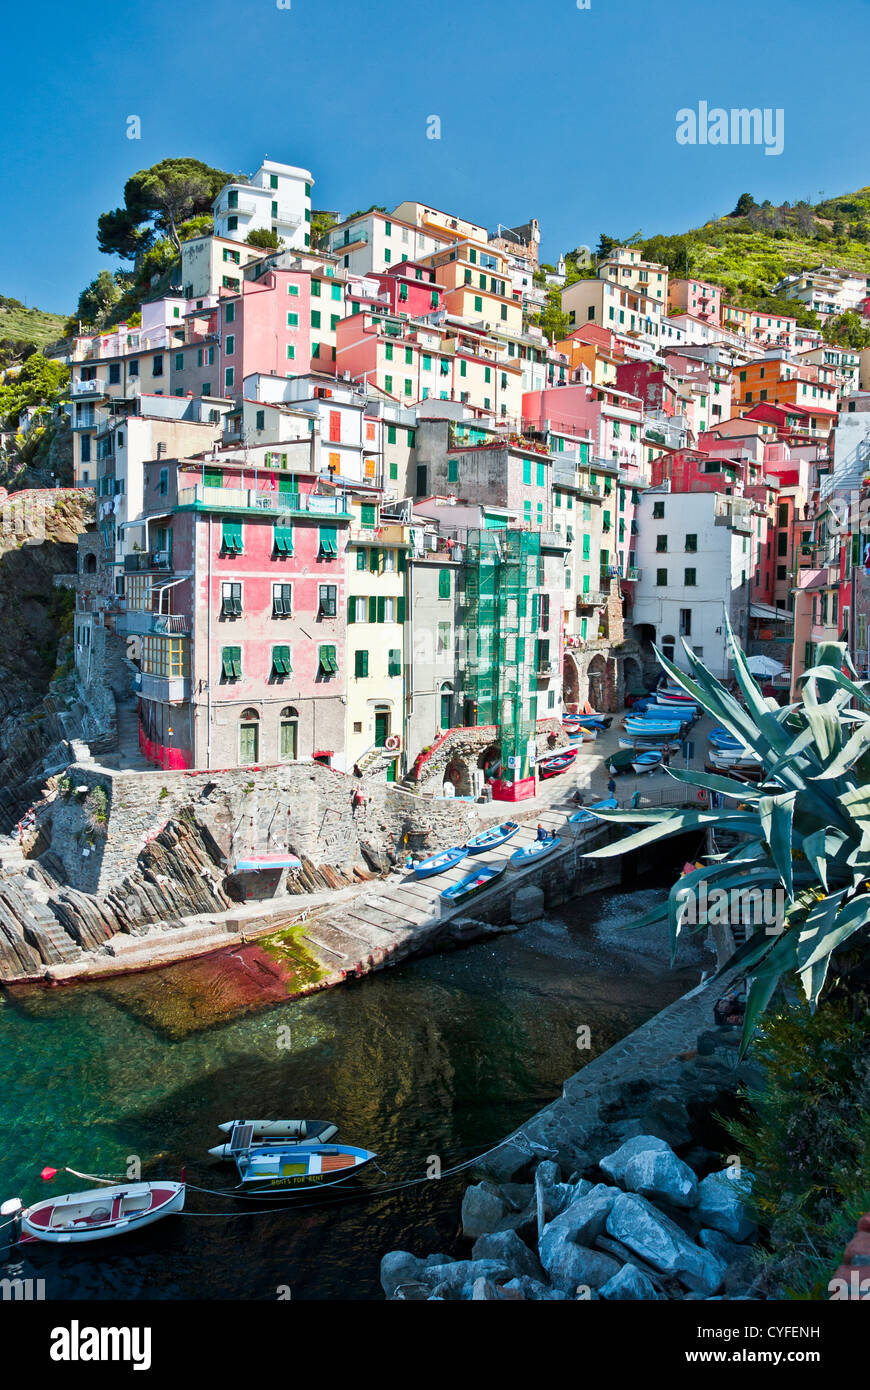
(585, 612), (870, 1053)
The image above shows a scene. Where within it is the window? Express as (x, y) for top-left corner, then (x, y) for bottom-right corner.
(225, 367), (234, 389)
(656, 535), (667, 553)
(438, 568), (451, 599)
(684, 568), (697, 586)
(679, 608), (692, 636)
(652, 500), (665, 519)
(273, 583), (292, 616)
(685, 533), (697, 552)
(319, 645), (338, 677)
(437, 621), (451, 655)
(221, 582), (242, 617)
(318, 526), (338, 559)
(227, 216), (238, 232)
(152, 354), (163, 378)
(225, 336), (234, 356)
(474, 296), (483, 312)
(174, 352), (184, 371)
(656, 568), (668, 586)
(222, 520), (243, 553)
(158, 468), (168, 497)
(319, 584), (337, 617)
(285, 346), (295, 361)
(239, 709), (259, 763)
(272, 645), (292, 677)
(221, 646), (242, 680)
(354, 649), (369, 678)
(447, 459), (459, 483)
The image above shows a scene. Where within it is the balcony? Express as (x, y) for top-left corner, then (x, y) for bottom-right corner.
(577, 591), (607, 610)
(592, 455), (620, 473)
(577, 481), (602, 500)
(219, 196), (259, 218)
(71, 378), (108, 398)
(72, 408), (108, 431)
(134, 672), (191, 704)
(177, 484), (351, 517)
(622, 567), (641, 582)
(536, 657), (559, 677)
(124, 550), (174, 574)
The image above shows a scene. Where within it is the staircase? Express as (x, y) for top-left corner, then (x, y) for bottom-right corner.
(356, 742), (399, 777)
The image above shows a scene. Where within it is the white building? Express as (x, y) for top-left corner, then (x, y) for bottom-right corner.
(632, 487), (764, 676)
(213, 159), (314, 251)
(774, 266), (870, 320)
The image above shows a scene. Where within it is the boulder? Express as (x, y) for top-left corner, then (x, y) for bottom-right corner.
(545, 1243), (621, 1294)
(698, 1228), (741, 1265)
(472, 1229), (544, 1283)
(418, 1259), (513, 1298)
(502, 1276), (570, 1301)
(600, 1263), (665, 1300)
(695, 1170), (756, 1241)
(606, 1193), (726, 1295)
(599, 1134), (674, 1184)
(622, 1148), (699, 1209)
(380, 1250), (455, 1299)
(461, 1181), (509, 1239)
(540, 1183), (617, 1274)
(470, 1277), (500, 1300)
(535, 1161), (589, 1222)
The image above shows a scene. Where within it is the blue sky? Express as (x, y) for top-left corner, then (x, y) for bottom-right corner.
(4, 0), (870, 314)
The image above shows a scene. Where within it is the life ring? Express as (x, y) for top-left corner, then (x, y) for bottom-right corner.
(385, 734), (401, 751)
(448, 765), (461, 784)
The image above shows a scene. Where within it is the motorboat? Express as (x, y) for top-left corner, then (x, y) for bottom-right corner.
(464, 821), (519, 854)
(234, 1144), (376, 1194)
(210, 1119), (339, 1159)
(11, 1182), (185, 1245)
(413, 845), (467, 879)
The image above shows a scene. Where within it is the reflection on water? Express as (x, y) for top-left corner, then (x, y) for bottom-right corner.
(0, 881), (701, 1300)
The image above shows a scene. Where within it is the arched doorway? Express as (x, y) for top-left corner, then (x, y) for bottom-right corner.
(279, 706), (298, 761)
(587, 654), (608, 711)
(373, 704), (391, 747)
(444, 755), (473, 796)
(239, 708), (260, 764)
(622, 655), (644, 697)
(563, 653), (580, 712)
(478, 743), (502, 785)
(661, 634), (676, 665)
(439, 682), (454, 732)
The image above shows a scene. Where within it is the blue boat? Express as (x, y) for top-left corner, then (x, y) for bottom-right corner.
(632, 750), (662, 773)
(568, 797), (618, 826)
(644, 704), (697, 721)
(625, 721), (683, 738)
(441, 861), (507, 903)
(413, 845), (467, 879)
(510, 835), (562, 866)
(464, 820), (519, 854)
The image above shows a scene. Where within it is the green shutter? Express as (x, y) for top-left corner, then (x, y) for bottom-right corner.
(319, 645), (338, 674)
(222, 520), (243, 552)
(222, 646), (241, 679)
(274, 524), (293, 554)
(319, 526), (338, 557)
(360, 503), (376, 527)
(397, 549), (407, 573)
(272, 646), (292, 676)
(356, 550), (366, 571)
(354, 649), (369, 678)
(368, 596), (377, 624)
(397, 595), (406, 623)
(204, 467), (222, 488)
(348, 596), (356, 624)
(376, 595), (386, 623)
(438, 568), (451, 598)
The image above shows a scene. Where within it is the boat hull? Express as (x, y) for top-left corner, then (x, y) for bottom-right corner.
(413, 846), (466, 878)
(510, 836), (562, 865)
(440, 862), (506, 903)
(235, 1144), (376, 1194)
(568, 798), (618, 828)
(20, 1182), (184, 1244)
(464, 821), (519, 854)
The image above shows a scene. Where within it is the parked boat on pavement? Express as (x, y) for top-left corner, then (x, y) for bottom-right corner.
(464, 821), (519, 853)
(412, 845), (467, 879)
(440, 861), (507, 904)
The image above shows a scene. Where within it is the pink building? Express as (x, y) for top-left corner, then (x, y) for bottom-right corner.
(667, 278), (722, 327)
(134, 448), (349, 769)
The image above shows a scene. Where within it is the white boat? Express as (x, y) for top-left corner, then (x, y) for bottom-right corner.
(12, 1181), (185, 1245)
(235, 1143), (376, 1193)
(210, 1118), (338, 1158)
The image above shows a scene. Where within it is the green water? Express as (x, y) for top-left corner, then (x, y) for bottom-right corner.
(0, 882), (699, 1300)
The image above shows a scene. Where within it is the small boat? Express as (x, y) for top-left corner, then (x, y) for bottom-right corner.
(572, 715), (612, 730)
(624, 721), (683, 738)
(510, 835), (562, 865)
(643, 703), (697, 720)
(618, 736), (681, 751)
(234, 1143), (376, 1194)
(632, 750), (662, 774)
(708, 733), (745, 752)
(13, 1182), (185, 1245)
(441, 861), (507, 903)
(578, 728), (597, 743)
(608, 748), (637, 773)
(413, 845), (467, 879)
(537, 749), (578, 779)
(210, 1119), (338, 1159)
(568, 797), (618, 826)
(232, 855), (303, 873)
(464, 821), (520, 854)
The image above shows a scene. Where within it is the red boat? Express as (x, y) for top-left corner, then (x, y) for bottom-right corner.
(537, 749), (578, 780)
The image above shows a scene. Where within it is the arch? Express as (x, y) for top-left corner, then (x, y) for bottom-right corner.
(438, 681), (454, 732)
(84, 553), (97, 574)
(587, 653), (608, 711)
(443, 754), (473, 796)
(621, 654), (644, 697)
(279, 706), (298, 762)
(562, 652), (580, 712)
(478, 743), (502, 783)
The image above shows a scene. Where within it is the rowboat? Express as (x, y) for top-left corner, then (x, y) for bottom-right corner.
(618, 736), (681, 751)
(210, 1119), (338, 1159)
(464, 820), (519, 853)
(510, 835), (562, 865)
(642, 704), (697, 721)
(708, 732), (746, 752)
(624, 721), (683, 738)
(234, 1143), (376, 1194)
(413, 845), (467, 878)
(632, 750), (662, 774)
(568, 797), (618, 826)
(440, 861), (506, 903)
(13, 1182), (185, 1244)
(537, 750), (577, 779)
(572, 715), (612, 730)
(608, 748), (638, 773)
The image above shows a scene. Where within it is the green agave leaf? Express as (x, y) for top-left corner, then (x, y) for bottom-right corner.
(759, 791), (797, 900)
(798, 892), (870, 972)
(798, 663), (870, 710)
(800, 828), (844, 891)
(664, 765), (768, 802)
(738, 929), (800, 1056)
(652, 643), (767, 756)
(582, 811), (761, 861)
(721, 611), (792, 758)
(810, 720), (870, 781)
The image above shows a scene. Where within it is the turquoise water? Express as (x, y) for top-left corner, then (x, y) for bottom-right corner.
(0, 882), (697, 1300)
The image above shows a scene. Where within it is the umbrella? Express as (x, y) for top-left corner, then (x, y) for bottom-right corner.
(747, 654), (784, 678)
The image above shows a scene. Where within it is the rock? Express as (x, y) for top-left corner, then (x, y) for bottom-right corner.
(461, 1181), (509, 1239)
(535, 1161), (588, 1222)
(472, 1229), (544, 1283)
(698, 1228), (741, 1265)
(545, 1243), (621, 1294)
(511, 884), (545, 923)
(594, 1234), (668, 1287)
(637, 1094), (694, 1148)
(470, 1276), (500, 1300)
(695, 1170), (756, 1241)
(600, 1262), (665, 1300)
(502, 1276), (570, 1301)
(540, 1183), (617, 1275)
(622, 1148), (699, 1209)
(606, 1193), (726, 1295)
(500, 1181), (535, 1210)
(380, 1250), (438, 1299)
(418, 1259), (513, 1298)
(599, 1134), (674, 1184)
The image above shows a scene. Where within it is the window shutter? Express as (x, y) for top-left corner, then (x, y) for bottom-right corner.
(376, 595), (386, 624)
(397, 596), (406, 623)
(368, 596), (377, 624)
(348, 596), (356, 624)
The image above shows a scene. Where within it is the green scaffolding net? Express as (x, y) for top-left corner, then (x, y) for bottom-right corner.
(461, 528), (542, 785)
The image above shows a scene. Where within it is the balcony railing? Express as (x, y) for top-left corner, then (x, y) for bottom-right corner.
(71, 378), (107, 398)
(134, 672), (191, 704)
(177, 484), (350, 516)
(577, 591), (607, 609)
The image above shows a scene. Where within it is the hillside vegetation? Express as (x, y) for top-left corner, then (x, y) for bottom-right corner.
(0, 296), (68, 360)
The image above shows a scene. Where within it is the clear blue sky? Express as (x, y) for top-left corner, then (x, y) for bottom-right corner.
(4, 0), (870, 314)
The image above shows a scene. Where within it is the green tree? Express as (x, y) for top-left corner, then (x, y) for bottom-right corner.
(732, 192), (757, 217)
(310, 210), (338, 249)
(74, 270), (122, 331)
(531, 286), (571, 343)
(97, 158), (233, 259)
(0, 353), (69, 427)
(823, 311), (870, 349)
(245, 228), (284, 251)
(595, 233), (620, 261)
